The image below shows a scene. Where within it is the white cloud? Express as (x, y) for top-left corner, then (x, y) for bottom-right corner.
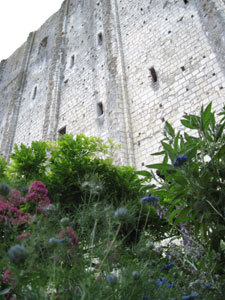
(0, 0), (63, 60)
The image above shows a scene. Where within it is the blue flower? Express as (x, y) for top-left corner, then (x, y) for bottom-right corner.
(157, 276), (166, 286)
(204, 283), (211, 289)
(162, 262), (175, 271)
(140, 296), (151, 300)
(173, 154), (188, 167)
(182, 293), (199, 299)
(48, 237), (71, 246)
(140, 196), (159, 205)
(58, 237), (71, 243)
(167, 281), (176, 288)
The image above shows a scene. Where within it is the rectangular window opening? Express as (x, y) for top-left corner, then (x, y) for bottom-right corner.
(98, 32), (103, 46)
(97, 102), (104, 117)
(32, 86), (37, 100)
(149, 67), (157, 83)
(58, 126), (66, 136)
(70, 55), (75, 68)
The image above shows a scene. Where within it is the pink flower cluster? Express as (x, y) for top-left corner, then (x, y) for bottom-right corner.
(0, 181), (51, 224)
(2, 269), (16, 285)
(0, 200), (30, 225)
(16, 232), (31, 240)
(7, 189), (23, 207)
(58, 227), (79, 248)
(25, 181), (50, 212)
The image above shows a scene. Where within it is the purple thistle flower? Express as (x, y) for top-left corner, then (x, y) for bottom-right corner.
(157, 276), (166, 286)
(132, 271), (140, 280)
(140, 196), (159, 205)
(204, 283), (211, 289)
(173, 154), (188, 167)
(8, 244), (27, 264)
(182, 293), (199, 299)
(167, 281), (175, 288)
(162, 262), (175, 271)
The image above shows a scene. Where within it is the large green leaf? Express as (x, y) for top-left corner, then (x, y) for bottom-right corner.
(185, 146), (197, 159)
(140, 184), (156, 193)
(200, 102), (212, 132)
(151, 151), (165, 156)
(173, 131), (180, 153)
(181, 115), (200, 129)
(146, 163), (174, 170)
(181, 119), (195, 129)
(168, 208), (182, 224)
(173, 207), (190, 226)
(163, 154), (169, 164)
(215, 144), (225, 159)
(161, 142), (175, 161)
(165, 121), (175, 138)
(210, 111), (216, 131)
(172, 174), (187, 186)
(136, 170), (152, 179)
(215, 123), (225, 141)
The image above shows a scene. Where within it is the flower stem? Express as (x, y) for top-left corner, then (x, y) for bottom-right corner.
(99, 223), (121, 271)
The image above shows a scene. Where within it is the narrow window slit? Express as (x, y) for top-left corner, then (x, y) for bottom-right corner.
(70, 55), (75, 68)
(32, 86), (37, 100)
(97, 102), (104, 117)
(149, 67), (158, 83)
(98, 32), (103, 45)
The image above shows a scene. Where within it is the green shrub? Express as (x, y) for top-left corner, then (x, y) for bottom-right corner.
(7, 134), (142, 210)
(9, 141), (48, 182)
(0, 157), (7, 181)
(145, 103), (225, 273)
(47, 134), (143, 209)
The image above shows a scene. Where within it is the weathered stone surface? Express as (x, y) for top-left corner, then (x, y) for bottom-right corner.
(1, 0), (225, 168)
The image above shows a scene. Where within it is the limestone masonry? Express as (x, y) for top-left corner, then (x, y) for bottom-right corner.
(1, 0), (225, 168)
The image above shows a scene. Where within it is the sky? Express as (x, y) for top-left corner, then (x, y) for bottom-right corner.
(0, 0), (64, 61)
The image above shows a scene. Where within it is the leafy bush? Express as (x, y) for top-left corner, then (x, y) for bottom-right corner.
(7, 134), (143, 210)
(145, 103), (225, 273)
(0, 157), (7, 181)
(8, 141), (49, 182)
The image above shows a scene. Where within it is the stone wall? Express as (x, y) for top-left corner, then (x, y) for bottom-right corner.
(0, 0), (225, 168)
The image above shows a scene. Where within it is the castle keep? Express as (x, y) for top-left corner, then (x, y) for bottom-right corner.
(1, 0), (225, 168)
